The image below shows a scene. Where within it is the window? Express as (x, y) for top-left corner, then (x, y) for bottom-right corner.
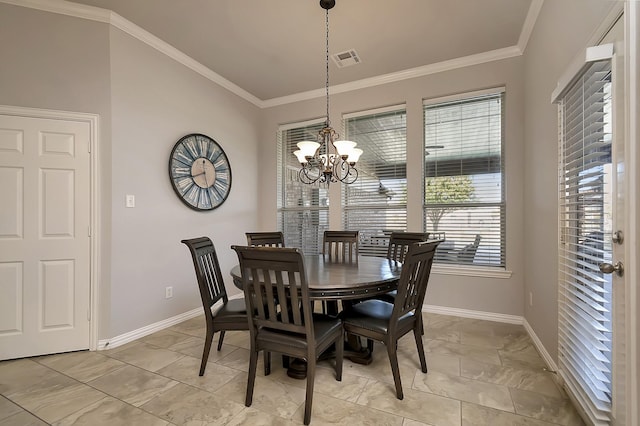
(342, 106), (407, 256)
(423, 89), (505, 267)
(557, 59), (613, 424)
(277, 119), (329, 254)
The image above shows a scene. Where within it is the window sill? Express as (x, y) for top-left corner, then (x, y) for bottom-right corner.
(432, 264), (513, 279)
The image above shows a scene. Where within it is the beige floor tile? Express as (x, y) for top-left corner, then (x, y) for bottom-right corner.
(214, 373), (306, 419)
(53, 395), (169, 426)
(0, 411), (48, 426)
(299, 392), (404, 425)
(88, 364), (179, 406)
(266, 362), (368, 403)
(7, 377), (106, 424)
(105, 341), (184, 372)
(167, 315), (207, 337)
(140, 329), (197, 349)
(357, 380), (461, 426)
(462, 402), (562, 425)
(219, 330), (251, 349)
(35, 351), (126, 382)
(142, 382), (245, 424)
(166, 335), (206, 356)
(0, 396), (22, 421)
(342, 347), (422, 387)
(424, 339), (502, 365)
(157, 355), (242, 392)
(499, 350), (548, 370)
(0, 359), (61, 395)
(413, 370), (515, 412)
(461, 358), (563, 398)
(226, 407), (295, 425)
(510, 388), (586, 425)
(403, 419), (435, 426)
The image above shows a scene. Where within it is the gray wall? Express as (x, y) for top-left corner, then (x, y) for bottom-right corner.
(108, 27), (261, 337)
(0, 3), (262, 339)
(260, 56), (527, 317)
(522, 0), (616, 360)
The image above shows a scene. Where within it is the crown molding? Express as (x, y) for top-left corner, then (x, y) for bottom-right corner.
(263, 45), (523, 108)
(3, 0), (538, 109)
(518, 0), (544, 53)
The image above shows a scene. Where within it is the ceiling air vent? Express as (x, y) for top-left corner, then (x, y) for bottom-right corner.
(331, 50), (361, 68)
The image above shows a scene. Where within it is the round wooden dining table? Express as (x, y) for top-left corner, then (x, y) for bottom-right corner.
(230, 254), (402, 376)
(230, 254), (401, 301)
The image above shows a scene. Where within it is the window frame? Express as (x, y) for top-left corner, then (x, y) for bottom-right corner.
(422, 87), (507, 271)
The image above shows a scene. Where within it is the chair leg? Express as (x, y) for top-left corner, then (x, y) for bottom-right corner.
(303, 357), (316, 425)
(413, 326), (428, 373)
(387, 342), (404, 400)
(216, 330), (226, 351)
(335, 333), (344, 381)
(199, 326), (214, 376)
(264, 351), (271, 376)
(245, 349), (259, 407)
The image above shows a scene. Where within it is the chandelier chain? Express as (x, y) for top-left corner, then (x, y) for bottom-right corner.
(325, 8), (330, 128)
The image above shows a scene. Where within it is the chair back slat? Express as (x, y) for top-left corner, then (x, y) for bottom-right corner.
(323, 231), (359, 262)
(246, 231), (285, 247)
(232, 246), (312, 338)
(391, 240), (440, 327)
(386, 232), (429, 263)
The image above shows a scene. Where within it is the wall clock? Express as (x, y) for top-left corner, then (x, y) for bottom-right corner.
(169, 133), (232, 211)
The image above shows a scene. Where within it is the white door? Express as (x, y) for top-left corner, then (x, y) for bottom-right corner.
(0, 113), (91, 360)
(555, 16), (630, 425)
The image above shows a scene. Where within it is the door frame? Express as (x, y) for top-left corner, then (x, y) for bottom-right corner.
(0, 104), (100, 351)
(624, 3), (639, 425)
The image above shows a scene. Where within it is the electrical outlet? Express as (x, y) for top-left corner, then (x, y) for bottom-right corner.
(529, 291), (533, 307)
(165, 286), (173, 299)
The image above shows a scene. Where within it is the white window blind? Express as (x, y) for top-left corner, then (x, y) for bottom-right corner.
(557, 59), (613, 425)
(423, 90), (505, 267)
(277, 120), (329, 254)
(342, 106), (407, 257)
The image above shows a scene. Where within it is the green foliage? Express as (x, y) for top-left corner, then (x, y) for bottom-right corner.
(425, 176), (474, 231)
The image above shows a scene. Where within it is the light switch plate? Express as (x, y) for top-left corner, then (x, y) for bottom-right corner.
(126, 194), (135, 208)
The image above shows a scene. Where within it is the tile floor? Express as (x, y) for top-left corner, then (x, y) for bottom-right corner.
(0, 313), (585, 425)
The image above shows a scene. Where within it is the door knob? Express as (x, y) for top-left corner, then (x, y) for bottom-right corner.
(599, 261), (624, 277)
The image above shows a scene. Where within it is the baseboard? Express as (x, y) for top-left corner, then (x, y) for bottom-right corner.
(522, 317), (558, 372)
(97, 307), (202, 350)
(423, 304), (523, 325)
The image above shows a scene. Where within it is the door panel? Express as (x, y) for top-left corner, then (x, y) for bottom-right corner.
(0, 114), (90, 360)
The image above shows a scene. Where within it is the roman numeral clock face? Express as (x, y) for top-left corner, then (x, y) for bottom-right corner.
(169, 134), (232, 211)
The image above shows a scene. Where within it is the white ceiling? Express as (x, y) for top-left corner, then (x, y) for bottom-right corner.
(64, 0), (539, 104)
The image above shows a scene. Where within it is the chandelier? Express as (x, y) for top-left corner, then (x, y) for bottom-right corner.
(293, 0), (362, 185)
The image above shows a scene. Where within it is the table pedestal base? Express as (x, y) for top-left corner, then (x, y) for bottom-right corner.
(285, 335), (373, 379)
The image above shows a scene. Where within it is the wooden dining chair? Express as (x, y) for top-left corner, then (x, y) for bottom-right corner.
(340, 240), (440, 400)
(181, 237), (249, 376)
(231, 245), (343, 425)
(245, 231), (285, 247)
(375, 231), (430, 304)
(322, 230), (359, 262)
